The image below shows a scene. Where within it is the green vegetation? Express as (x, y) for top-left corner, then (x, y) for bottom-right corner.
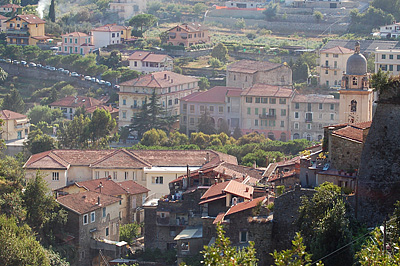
(120, 222), (142, 245)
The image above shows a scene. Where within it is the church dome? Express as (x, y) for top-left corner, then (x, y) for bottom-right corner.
(346, 53), (367, 75)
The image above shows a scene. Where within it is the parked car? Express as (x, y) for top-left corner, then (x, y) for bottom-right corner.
(36, 64), (42, 68)
(91, 77), (96, 82)
(20, 61), (27, 66)
(12, 60), (20, 65)
(98, 80), (105, 85)
(105, 81), (111, 87)
(45, 66), (51, 70)
(71, 72), (79, 77)
(84, 76), (91, 81)
(49, 67), (56, 71)
(114, 85), (120, 90)
(63, 69), (70, 75)
(29, 62), (37, 67)
(57, 68), (64, 72)
(5, 59), (11, 63)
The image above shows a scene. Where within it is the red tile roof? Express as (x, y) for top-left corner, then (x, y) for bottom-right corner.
(321, 46), (354, 54)
(0, 15), (8, 20)
(119, 71), (198, 88)
(49, 96), (103, 108)
(0, 4), (21, 8)
(241, 83), (294, 97)
(142, 54), (170, 63)
(226, 88), (242, 97)
(23, 150), (70, 170)
(7, 14), (45, 24)
(225, 196), (266, 216)
(61, 32), (89, 37)
(76, 178), (127, 196)
(268, 169), (296, 182)
(57, 191), (120, 215)
(92, 24), (129, 32)
(352, 121), (372, 130)
(0, 109), (27, 120)
(168, 23), (208, 33)
(91, 149), (151, 169)
(227, 60), (284, 74)
(292, 94), (339, 104)
(200, 180), (253, 204)
(85, 105), (119, 114)
(181, 86), (241, 104)
(118, 180), (149, 195)
(276, 156), (300, 167)
(213, 212), (226, 224)
(332, 126), (364, 143)
(128, 51), (151, 60)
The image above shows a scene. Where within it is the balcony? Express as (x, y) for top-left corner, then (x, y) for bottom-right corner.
(321, 65), (339, 70)
(259, 113), (276, 119)
(305, 118), (313, 122)
(131, 105), (138, 109)
(7, 28), (29, 35)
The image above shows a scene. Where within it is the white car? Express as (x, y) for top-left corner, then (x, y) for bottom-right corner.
(71, 72), (79, 77)
(84, 76), (91, 81)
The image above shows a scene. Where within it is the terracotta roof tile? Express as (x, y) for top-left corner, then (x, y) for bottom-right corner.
(119, 71), (198, 88)
(168, 23), (208, 33)
(241, 84), (294, 97)
(118, 180), (149, 195)
(332, 126), (364, 143)
(91, 149), (151, 168)
(320, 46), (354, 54)
(49, 96), (103, 108)
(352, 121), (372, 130)
(0, 15), (9, 20)
(142, 54), (170, 63)
(76, 178), (127, 196)
(292, 94), (339, 104)
(0, 4), (21, 8)
(23, 150), (69, 169)
(85, 105), (119, 114)
(213, 212), (226, 224)
(268, 169), (296, 182)
(225, 196), (266, 216)
(57, 191), (120, 215)
(0, 109), (27, 120)
(200, 180), (253, 204)
(227, 60), (284, 74)
(226, 88), (242, 97)
(6, 14), (45, 24)
(128, 51), (151, 60)
(181, 86), (241, 104)
(92, 24), (129, 32)
(61, 32), (89, 37)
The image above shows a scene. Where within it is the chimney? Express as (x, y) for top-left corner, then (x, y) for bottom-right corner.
(205, 152), (210, 163)
(164, 73), (167, 79)
(74, 96), (78, 104)
(171, 79), (173, 83)
(97, 196), (101, 205)
(245, 187), (249, 192)
(167, 75), (170, 80)
(187, 164), (190, 188)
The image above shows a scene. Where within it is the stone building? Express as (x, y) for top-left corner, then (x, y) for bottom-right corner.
(290, 94), (339, 141)
(240, 84), (295, 140)
(264, 157), (300, 192)
(118, 71), (199, 127)
(226, 60), (292, 88)
(339, 42), (374, 124)
(317, 46), (353, 88)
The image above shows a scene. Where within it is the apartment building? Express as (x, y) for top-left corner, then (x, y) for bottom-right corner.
(374, 48), (400, 75)
(91, 24), (131, 48)
(317, 46), (353, 88)
(128, 51), (173, 74)
(118, 71), (199, 127)
(166, 23), (210, 47)
(240, 84), (295, 141)
(59, 32), (94, 55)
(290, 94), (339, 141)
(6, 14), (47, 45)
(110, 0), (147, 20)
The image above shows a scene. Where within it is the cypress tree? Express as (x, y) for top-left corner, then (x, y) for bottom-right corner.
(48, 0), (55, 22)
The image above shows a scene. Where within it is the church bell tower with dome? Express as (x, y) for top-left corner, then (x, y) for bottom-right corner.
(339, 41), (374, 124)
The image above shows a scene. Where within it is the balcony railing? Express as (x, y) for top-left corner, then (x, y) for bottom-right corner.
(259, 113), (276, 119)
(7, 28), (29, 35)
(305, 118), (313, 122)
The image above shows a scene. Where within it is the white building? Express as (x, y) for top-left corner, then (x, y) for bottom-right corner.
(374, 48), (400, 75)
(128, 51), (173, 74)
(91, 24), (131, 48)
(110, 0), (147, 20)
(375, 22), (400, 39)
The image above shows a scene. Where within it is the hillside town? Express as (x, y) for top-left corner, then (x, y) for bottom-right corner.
(0, 0), (400, 265)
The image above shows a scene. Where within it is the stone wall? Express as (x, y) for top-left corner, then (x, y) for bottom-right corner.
(330, 134), (363, 171)
(357, 101), (400, 226)
(249, 220), (273, 266)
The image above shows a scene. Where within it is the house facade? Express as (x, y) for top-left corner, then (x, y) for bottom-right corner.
(166, 23), (210, 47)
(49, 96), (105, 120)
(0, 15), (8, 32)
(6, 14), (47, 45)
(226, 60), (292, 88)
(240, 84), (295, 141)
(91, 24), (131, 48)
(290, 94), (340, 141)
(57, 191), (121, 266)
(317, 46), (353, 88)
(0, 4), (21, 13)
(179, 86), (242, 135)
(376, 22), (400, 38)
(59, 32), (94, 55)
(128, 51), (173, 74)
(109, 0), (147, 20)
(118, 71), (199, 127)
(0, 109), (30, 141)
(374, 48), (400, 75)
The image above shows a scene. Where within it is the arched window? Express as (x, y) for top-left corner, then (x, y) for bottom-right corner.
(267, 132), (275, 140)
(293, 133), (299, 139)
(306, 134), (311, 141)
(351, 100), (357, 112)
(352, 77), (358, 86)
(280, 132), (286, 142)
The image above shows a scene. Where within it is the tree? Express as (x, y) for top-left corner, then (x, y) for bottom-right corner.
(0, 67), (8, 85)
(198, 77), (210, 91)
(140, 128), (168, 146)
(48, 0), (55, 22)
(168, 131), (189, 146)
(129, 14), (158, 34)
(1, 88), (25, 113)
(314, 11), (324, 22)
(25, 129), (57, 154)
(193, 2), (207, 15)
(197, 109), (216, 135)
(297, 182), (354, 266)
(28, 105), (59, 125)
(292, 61), (309, 83)
(211, 43), (228, 62)
(0, 192), (26, 222)
(263, 3), (280, 21)
(120, 222), (141, 245)
(119, 126), (130, 144)
(102, 69), (121, 84)
(88, 108), (117, 148)
(202, 223), (257, 266)
(117, 67), (140, 83)
(234, 18), (246, 29)
(58, 115), (90, 149)
(208, 57), (222, 69)
(233, 126), (242, 140)
(370, 68), (389, 94)
(272, 232), (323, 266)
(218, 119), (230, 135)
(0, 215), (50, 266)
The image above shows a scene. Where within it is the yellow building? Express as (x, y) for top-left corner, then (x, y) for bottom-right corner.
(6, 14), (47, 45)
(339, 42), (374, 124)
(0, 109), (30, 141)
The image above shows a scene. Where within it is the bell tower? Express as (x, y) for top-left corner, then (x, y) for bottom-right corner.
(339, 42), (374, 124)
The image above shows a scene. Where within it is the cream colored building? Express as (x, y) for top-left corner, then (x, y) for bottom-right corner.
(0, 110), (30, 141)
(23, 149), (236, 196)
(317, 46), (353, 88)
(240, 84), (295, 141)
(339, 42), (374, 124)
(118, 71), (199, 127)
(110, 0), (147, 20)
(128, 51), (173, 74)
(374, 48), (400, 75)
(226, 60), (292, 89)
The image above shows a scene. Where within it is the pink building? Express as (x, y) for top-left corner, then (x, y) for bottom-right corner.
(59, 32), (94, 55)
(166, 23), (210, 47)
